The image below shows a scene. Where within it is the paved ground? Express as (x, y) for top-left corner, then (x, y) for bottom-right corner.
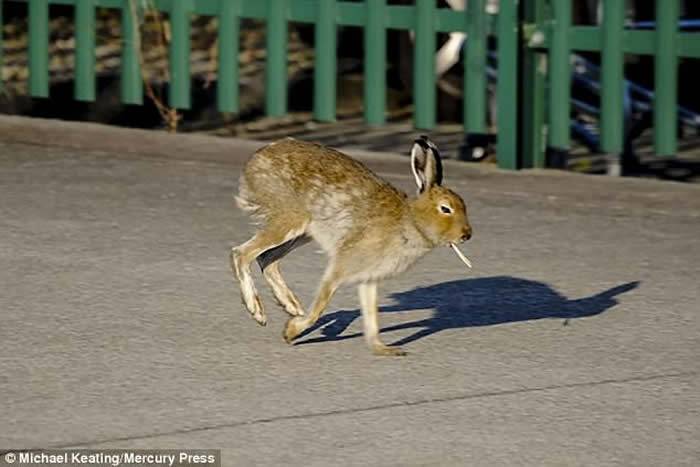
(1, 116), (699, 466)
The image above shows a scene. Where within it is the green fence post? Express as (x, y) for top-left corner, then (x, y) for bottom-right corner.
(459, 0), (489, 160)
(75, 0), (96, 101)
(600, 0), (624, 172)
(464, 0), (486, 135)
(654, 0), (678, 156)
(217, 0), (240, 113)
(313, 0), (337, 122)
(496, 0), (518, 170)
(121, 0), (142, 105)
(29, 0), (49, 98)
(547, 0), (571, 168)
(414, 0), (436, 130)
(364, 0), (386, 125)
(169, 0), (192, 109)
(265, 0), (288, 117)
(521, 0), (546, 169)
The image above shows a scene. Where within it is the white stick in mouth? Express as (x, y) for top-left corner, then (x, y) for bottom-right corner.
(450, 243), (472, 269)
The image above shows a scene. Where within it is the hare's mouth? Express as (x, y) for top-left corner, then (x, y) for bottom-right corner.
(449, 243), (472, 269)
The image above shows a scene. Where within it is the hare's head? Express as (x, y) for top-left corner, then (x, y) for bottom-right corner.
(410, 136), (472, 248)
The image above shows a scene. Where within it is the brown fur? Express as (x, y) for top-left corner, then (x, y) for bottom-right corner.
(231, 137), (471, 356)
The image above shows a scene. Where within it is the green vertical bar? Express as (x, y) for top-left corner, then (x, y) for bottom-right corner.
(600, 0), (624, 154)
(654, 0), (678, 156)
(414, 0), (436, 130)
(313, 0), (336, 122)
(364, 0), (386, 125)
(496, 0), (518, 170)
(75, 0), (96, 101)
(121, 0), (142, 105)
(521, 0), (546, 168)
(548, 0), (571, 150)
(265, 0), (288, 117)
(29, 0), (49, 98)
(218, 0), (240, 113)
(169, 0), (191, 109)
(464, 0), (486, 133)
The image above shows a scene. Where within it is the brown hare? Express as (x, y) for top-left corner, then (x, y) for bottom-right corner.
(230, 136), (472, 356)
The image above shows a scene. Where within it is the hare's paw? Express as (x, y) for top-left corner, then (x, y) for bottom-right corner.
(283, 293), (305, 317)
(251, 295), (268, 326)
(283, 317), (306, 343)
(371, 343), (407, 357)
(283, 304), (304, 317)
(273, 292), (305, 317)
(240, 294), (267, 326)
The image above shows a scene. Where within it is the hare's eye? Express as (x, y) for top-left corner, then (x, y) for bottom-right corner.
(440, 205), (453, 215)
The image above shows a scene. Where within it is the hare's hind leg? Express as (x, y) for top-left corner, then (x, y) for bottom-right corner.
(359, 282), (406, 356)
(231, 222), (307, 326)
(231, 240), (266, 326)
(257, 235), (311, 317)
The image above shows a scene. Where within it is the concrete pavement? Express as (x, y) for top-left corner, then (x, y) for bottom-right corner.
(0, 116), (699, 466)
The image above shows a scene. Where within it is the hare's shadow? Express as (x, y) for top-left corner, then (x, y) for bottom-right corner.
(296, 276), (640, 347)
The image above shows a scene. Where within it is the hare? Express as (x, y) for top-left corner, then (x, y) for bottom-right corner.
(230, 136), (472, 356)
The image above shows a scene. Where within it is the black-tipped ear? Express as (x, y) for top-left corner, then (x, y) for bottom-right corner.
(411, 136), (443, 192)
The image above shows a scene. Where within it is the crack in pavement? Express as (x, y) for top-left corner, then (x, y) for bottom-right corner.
(8, 370), (693, 451)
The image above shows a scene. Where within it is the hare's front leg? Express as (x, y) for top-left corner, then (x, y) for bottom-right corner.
(283, 263), (340, 343)
(359, 282), (407, 356)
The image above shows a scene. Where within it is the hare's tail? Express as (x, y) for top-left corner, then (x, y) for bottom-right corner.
(235, 177), (258, 211)
(235, 194), (259, 213)
(235, 178), (269, 227)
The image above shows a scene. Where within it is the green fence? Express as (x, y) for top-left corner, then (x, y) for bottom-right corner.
(524, 0), (700, 169)
(0, 0), (699, 171)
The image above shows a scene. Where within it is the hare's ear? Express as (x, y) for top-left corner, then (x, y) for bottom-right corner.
(411, 135), (443, 193)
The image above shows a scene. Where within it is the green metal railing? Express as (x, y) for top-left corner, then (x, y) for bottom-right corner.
(0, 0), (699, 170)
(0, 0), (515, 166)
(525, 0), (699, 166)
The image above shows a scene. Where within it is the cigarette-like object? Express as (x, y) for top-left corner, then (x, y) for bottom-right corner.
(450, 243), (472, 269)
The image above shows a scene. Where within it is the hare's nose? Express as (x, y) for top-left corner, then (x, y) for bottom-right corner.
(461, 227), (472, 242)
